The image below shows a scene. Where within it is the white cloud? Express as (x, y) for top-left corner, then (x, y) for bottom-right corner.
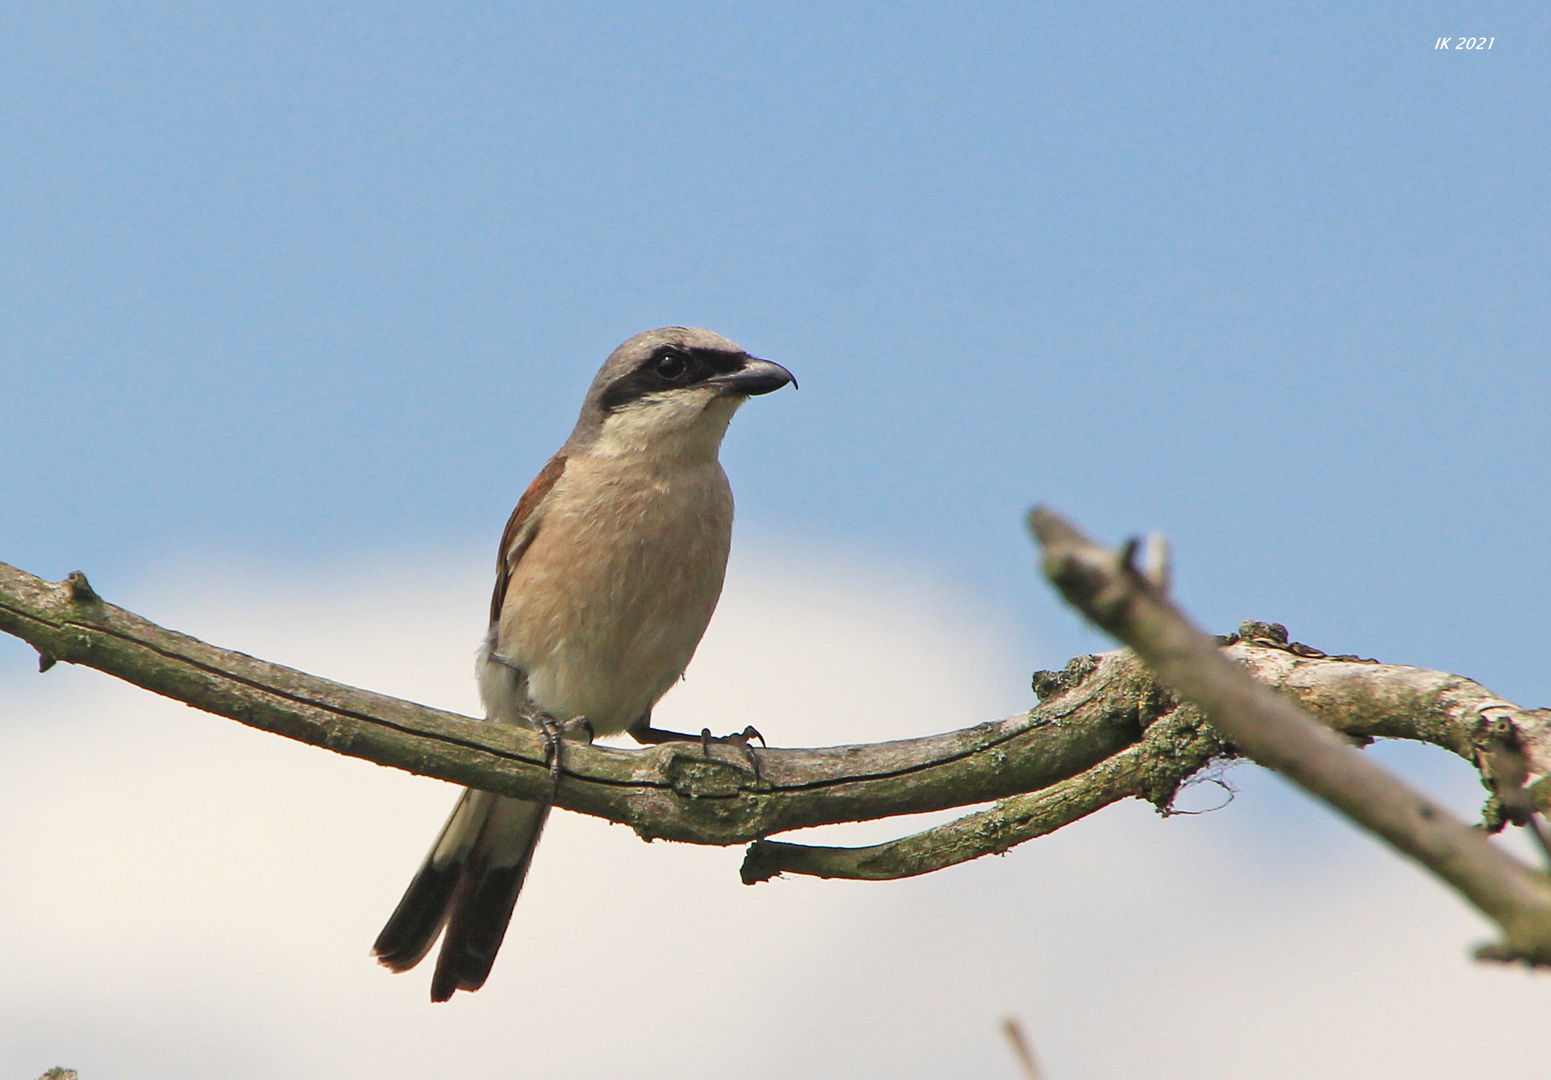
(1, 546), (1547, 1080)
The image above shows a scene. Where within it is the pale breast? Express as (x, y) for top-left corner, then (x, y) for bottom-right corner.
(493, 453), (735, 733)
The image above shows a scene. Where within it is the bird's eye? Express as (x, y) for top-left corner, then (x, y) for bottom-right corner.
(653, 351), (688, 380)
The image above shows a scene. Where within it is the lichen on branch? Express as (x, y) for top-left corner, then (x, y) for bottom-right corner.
(2, 540), (1549, 966)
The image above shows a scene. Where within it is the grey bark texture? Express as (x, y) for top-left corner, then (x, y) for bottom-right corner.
(1025, 507), (1551, 966)
(3, 520), (1549, 966)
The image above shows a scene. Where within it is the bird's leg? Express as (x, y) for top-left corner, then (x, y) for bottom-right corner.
(628, 712), (765, 780)
(529, 712), (595, 801)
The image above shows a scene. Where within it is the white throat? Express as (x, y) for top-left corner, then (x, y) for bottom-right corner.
(589, 389), (742, 463)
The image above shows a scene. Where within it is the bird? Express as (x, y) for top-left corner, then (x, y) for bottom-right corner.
(371, 326), (794, 1001)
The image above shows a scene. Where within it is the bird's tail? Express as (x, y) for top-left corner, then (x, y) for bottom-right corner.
(372, 788), (550, 1001)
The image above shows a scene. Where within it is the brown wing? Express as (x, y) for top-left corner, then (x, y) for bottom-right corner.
(488, 452), (567, 626)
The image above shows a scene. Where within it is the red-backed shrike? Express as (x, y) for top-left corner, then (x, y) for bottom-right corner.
(372, 327), (794, 1001)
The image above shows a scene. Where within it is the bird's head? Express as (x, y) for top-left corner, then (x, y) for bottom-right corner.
(571, 327), (795, 459)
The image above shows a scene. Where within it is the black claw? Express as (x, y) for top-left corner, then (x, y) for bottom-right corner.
(738, 733), (764, 783)
(632, 721), (767, 784)
(695, 726), (764, 782)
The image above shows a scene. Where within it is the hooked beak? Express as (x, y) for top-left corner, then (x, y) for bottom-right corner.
(710, 356), (796, 397)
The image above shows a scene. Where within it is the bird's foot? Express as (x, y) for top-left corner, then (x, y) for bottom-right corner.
(531, 712), (594, 795)
(629, 718), (766, 781)
(699, 725), (766, 781)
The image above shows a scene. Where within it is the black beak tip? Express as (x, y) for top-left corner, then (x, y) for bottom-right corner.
(727, 357), (796, 397)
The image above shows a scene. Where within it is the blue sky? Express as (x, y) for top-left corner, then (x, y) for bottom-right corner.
(2, 4), (1549, 1076)
(5, 1), (1548, 697)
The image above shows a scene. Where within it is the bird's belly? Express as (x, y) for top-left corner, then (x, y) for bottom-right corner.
(494, 463), (733, 734)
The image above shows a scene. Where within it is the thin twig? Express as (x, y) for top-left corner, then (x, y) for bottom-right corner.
(743, 706), (1222, 882)
(1001, 1017), (1045, 1080)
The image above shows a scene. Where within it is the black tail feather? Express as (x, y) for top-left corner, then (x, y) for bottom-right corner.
(374, 789), (549, 1001)
(372, 857), (462, 972)
(372, 789), (480, 972)
(429, 798), (550, 1001)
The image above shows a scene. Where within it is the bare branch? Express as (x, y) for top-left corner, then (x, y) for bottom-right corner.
(6, 546), (1550, 931)
(0, 559), (1142, 844)
(744, 628), (1551, 882)
(743, 690), (1222, 882)
(1028, 507), (1551, 966)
